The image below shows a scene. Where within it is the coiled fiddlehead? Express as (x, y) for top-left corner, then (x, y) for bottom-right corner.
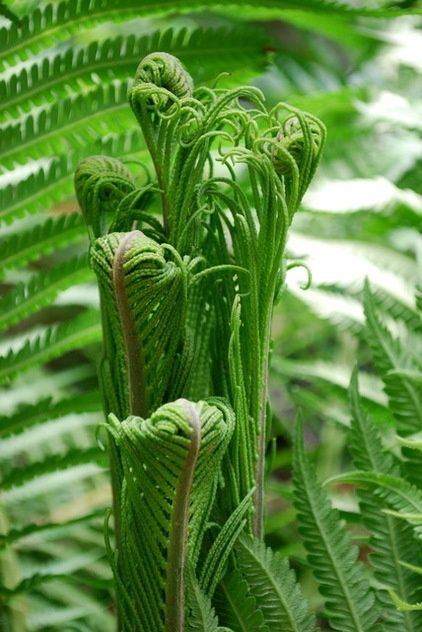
(133, 51), (194, 99)
(106, 397), (234, 632)
(90, 230), (189, 419)
(74, 155), (136, 239)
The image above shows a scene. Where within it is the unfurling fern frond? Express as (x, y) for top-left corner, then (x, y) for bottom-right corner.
(106, 398), (234, 632)
(293, 416), (382, 632)
(89, 230), (189, 418)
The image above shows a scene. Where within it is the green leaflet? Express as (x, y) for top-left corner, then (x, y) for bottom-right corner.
(363, 281), (422, 433)
(234, 535), (316, 632)
(348, 369), (421, 631)
(293, 416), (382, 632)
(106, 398), (234, 632)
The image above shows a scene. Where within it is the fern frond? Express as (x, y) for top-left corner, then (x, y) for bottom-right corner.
(1, 81), (134, 170)
(0, 213), (85, 274)
(0, 254), (91, 331)
(331, 470), (422, 542)
(292, 416), (381, 631)
(216, 566), (267, 632)
(0, 391), (102, 438)
(0, 446), (105, 491)
(233, 535), (317, 632)
(363, 281), (422, 433)
(186, 566), (227, 632)
(0, 0), (418, 72)
(107, 398), (234, 632)
(348, 369), (421, 630)
(0, 511), (104, 549)
(389, 591), (422, 612)
(0, 308), (102, 383)
(1, 26), (269, 120)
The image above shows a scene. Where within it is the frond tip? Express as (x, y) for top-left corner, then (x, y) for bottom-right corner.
(107, 397), (235, 632)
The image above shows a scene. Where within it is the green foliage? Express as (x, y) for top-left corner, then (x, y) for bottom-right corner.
(1, 0), (421, 630)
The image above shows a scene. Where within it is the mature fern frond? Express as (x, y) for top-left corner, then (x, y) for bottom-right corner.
(1, 81), (135, 171)
(0, 254), (91, 330)
(234, 535), (317, 631)
(293, 416), (381, 631)
(0, 308), (102, 382)
(0, 0), (417, 71)
(363, 281), (422, 433)
(0, 391), (102, 438)
(0, 213), (85, 274)
(348, 369), (421, 630)
(1, 26), (269, 120)
(1, 447), (105, 491)
(216, 566), (267, 632)
(333, 471), (422, 542)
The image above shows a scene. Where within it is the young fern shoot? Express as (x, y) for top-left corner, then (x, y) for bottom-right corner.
(75, 52), (325, 629)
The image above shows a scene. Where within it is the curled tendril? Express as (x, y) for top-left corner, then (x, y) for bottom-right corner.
(270, 113), (325, 177)
(74, 155), (136, 239)
(133, 51), (193, 100)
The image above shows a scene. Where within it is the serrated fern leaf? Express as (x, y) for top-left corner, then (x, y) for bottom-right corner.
(332, 471), (422, 541)
(349, 369), (421, 630)
(200, 488), (255, 597)
(0, 446), (105, 491)
(363, 281), (422, 432)
(234, 535), (317, 632)
(0, 391), (102, 438)
(1, 26), (268, 119)
(216, 566), (267, 632)
(1, 81), (134, 170)
(0, 254), (91, 331)
(106, 398), (234, 632)
(292, 416), (381, 632)
(0, 511), (104, 549)
(0, 308), (102, 383)
(186, 566), (230, 632)
(0, 213), (85, 274)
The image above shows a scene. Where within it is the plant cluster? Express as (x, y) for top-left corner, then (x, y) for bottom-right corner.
(0, 1), (421, 630)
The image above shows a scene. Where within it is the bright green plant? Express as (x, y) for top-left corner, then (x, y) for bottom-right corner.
(1, 1), (422, 630)
(74, 50), (325, 629)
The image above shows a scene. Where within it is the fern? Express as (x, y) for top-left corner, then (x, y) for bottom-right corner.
(292, 416), (381, 631)
(0, 213), (85, 274)
(0, 308), (102, 382)
(234, 535), (317, 631)
(348, 369), (421, 630)
(363, 281), (422, 433)
(1, 26), (268, 119)
(106, 399), (234, 631)
(0, 254), (91, 330)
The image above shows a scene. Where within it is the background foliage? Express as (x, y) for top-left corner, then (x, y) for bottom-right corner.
(0, 0), (421, 629)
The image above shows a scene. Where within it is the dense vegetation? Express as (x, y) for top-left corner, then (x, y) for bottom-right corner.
(0, 1), (421, 630)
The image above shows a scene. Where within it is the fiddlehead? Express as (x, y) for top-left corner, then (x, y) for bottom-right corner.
(133, 51), (194, 100)
(106, 397), (235, 632)
(74, 155), (136, 239)
(90, 230), (189, 418)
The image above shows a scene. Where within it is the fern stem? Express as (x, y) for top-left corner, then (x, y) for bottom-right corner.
(112, 230), (148, 417)
(165, 399), (201, 632)
(253, 314), (272, 539)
